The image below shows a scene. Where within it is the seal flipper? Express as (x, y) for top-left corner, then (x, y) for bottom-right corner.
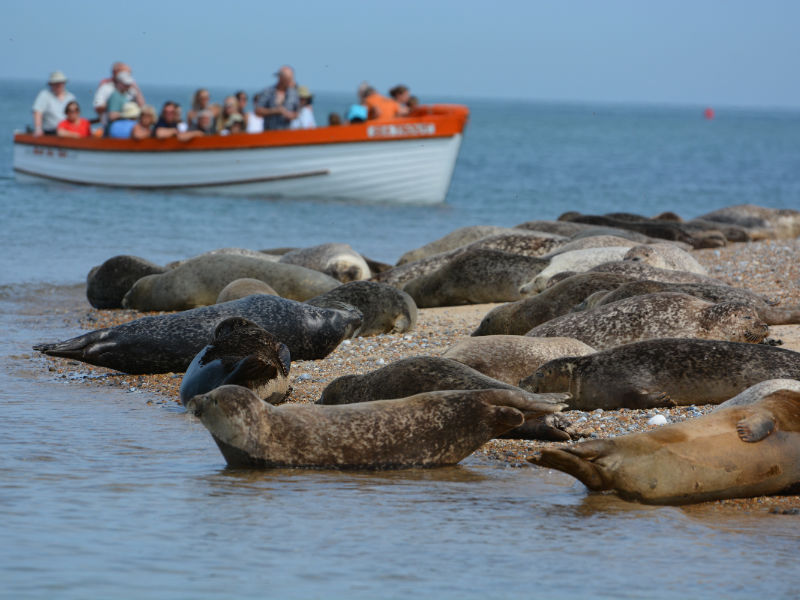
(624, 388), (675, 410)
(277, 343), (291, 376)
(528, 447), (608, 491)
(736, 412), (776, 442)
(500, 414), (573, 441)
(33, 329), (106, 359)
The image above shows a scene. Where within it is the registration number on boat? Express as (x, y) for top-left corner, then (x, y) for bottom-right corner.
(367, 123), (436, 138)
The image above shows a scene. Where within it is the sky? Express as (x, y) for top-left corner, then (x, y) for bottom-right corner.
(2, 0), (799, 109)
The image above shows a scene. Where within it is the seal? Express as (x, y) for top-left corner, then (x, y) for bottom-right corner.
(472, 272), (637, 336)
(318, 356), (572, 441)
(528, 390), (800, 504)
(714, 379), (800, 410)
(576, 280), (800, 325)
(86, 255), (167, 309)
(396, 225), (512, 265)
(279, 243), (371, 283)
(166, 247), (279, 269)
(698, 204), (800, 240)
(216, 278), (279, 303)
(305, 280), (417, 337)
(519, 246), (632, 293)
(122, 254), (340, 310)
(187, 385), (566, 469)
(586, 260), (724, 285)
(525, 292), (769, 350)
(402, 248), (550, 307)
(442, 335), (595, 385)
(520, 338), (800, 410)
(623, 244), (707, 275)
(179, 317), (291, 406)
(34, 294), (362, 373)
(542, 235), (639, 257)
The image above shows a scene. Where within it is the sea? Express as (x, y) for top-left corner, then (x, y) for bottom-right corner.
(1, 78), (799, 599)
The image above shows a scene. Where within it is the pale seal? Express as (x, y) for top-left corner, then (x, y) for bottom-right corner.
(216, 278), (279, 303)
(525, 292), (768, 350)
(472, 272), (637, 336)
(318, 356), (571, 441)
(520, 338), (800, 410)
(86, 255), (167, 309)
(122, 254), (340, 310)
(279, 243), (371, 283)
(442, 336), (595, 385)
(187, 385), (566, 469)
(305, 280), (417, 337)
(714, 379), (800, 410)
(34, 294), (362, 373)
(529, 390), (800, 504)
(179, 317), (291, 405)
(623, 244), (707, 275)
(520, 246), (632, 293)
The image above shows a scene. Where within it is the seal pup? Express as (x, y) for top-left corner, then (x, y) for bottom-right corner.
(179, 317), (291, 405)
(279, 243), (371, 283)
(86, 255), (167, 309)
(318, 356), (571, 441)
(305, 280), (417, 337)
(442, 336), (595, 385)
(34, 295), (362, 373)
(123, 254), (340, 310)
(519, 246), (632, 293)
(216, 278), (279, 303)
(529, 390), (800, 505)
(525, 292), (769, 350)
(521, 338), (800, 409)
(576, 280), (800, 325)
(715, 379), (800, 410)
(187, 385), (566, 469)
(403, 249), (550, 307)
(473, 272), (637, 336)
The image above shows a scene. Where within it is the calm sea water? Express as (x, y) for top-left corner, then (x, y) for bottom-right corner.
(1, 78), (799, 598)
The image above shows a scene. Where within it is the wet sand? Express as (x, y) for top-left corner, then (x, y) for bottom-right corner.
(35, 238), (800, 512)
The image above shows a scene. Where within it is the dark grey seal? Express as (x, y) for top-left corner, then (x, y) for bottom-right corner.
(34, 295), (362, 374)
(179, 317), (291, 406)
(86, 255), (167, 309)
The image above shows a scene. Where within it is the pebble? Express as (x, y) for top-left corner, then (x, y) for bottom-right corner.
(647, 414), (668, 426)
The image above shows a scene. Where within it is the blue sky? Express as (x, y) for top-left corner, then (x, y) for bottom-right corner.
(2, 0), (798, 108)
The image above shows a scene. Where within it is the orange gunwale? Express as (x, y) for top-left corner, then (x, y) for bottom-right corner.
(14, 104), (469, 153)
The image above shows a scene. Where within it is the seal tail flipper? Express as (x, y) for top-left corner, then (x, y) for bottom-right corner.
(528, 447), (608, 491)
(736, 412), (776, 442)
(32, 330), (102, 359)
(760, 305), (800, 325)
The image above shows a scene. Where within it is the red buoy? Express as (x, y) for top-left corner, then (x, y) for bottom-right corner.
(704, 107), (715, 120)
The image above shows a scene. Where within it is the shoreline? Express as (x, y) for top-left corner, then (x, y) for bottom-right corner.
(34, 238), (800, 512)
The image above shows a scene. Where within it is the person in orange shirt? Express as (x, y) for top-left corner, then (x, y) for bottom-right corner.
(360, 85), (402, 121)
(56, 101), (91, 138)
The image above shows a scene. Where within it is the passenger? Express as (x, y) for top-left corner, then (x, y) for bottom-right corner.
(93, 63), (145, 125)
(221, 114), (245, 135)
(360, 84), (402, 121)
(55, 101), (91, 138)
(407, 95), (420, 112)
(389, 84), (411, 116)
(187, 89), (212, 128)
(153, 101), (201, 141)
(215, 96), (242, 133)
(105, 71), (139, 123)
(289, 86), (316, 129)
(346, 105), (367, 124)
(190, 109), (216, 135)
(328, 112), (342, 126)
(245, 92), (265, 133)
(32, 71), (76, 136)
(235, 90), (250, 129)
(255, 65), (300, 130)
(108, 102), (141, 138)
(131, 105), (157, 140)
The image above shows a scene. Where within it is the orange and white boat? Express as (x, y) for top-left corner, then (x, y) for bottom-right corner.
(12, 104), (469, 204)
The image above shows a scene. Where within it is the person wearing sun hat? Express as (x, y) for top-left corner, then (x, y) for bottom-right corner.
(289, 85), (316, 129)
(107, 102), (141, 138)
(32, 70), (76, 136)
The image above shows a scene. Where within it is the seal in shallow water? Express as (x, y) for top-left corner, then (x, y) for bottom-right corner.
(179, 317), (291, 405)
(520, 338), (800, 410)
(525, 292), (769, 350)
(187, 385), (565, 469)
(34, 294), (361, 373)
(528, 390), (800, 504)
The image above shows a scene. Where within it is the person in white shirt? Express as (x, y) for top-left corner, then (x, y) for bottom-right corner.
(32, 71), (76, 135)
(93, 62), (145, 125)
(290, 85), (316, 130)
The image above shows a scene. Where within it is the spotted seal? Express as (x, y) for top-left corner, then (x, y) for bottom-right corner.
(179, 317), (291, 405)
(529, 390), (800, 504)
(34, 294), (362, 373)
(520, 338), (800, 410)
(623, 244), (707, 275)
(396, 225), (513, 265)
(187, 385), (566, 468)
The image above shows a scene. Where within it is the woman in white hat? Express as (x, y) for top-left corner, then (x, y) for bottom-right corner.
(32, 71), (76, 136)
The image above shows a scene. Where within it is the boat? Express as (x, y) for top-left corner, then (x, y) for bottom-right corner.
(12, 104), (469, 204)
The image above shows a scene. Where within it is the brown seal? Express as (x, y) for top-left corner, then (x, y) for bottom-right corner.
(216, 278), (279, 303)
(529, 390), (800, 504)
(179, 317), (291, 405)
(187, 385), (564, 469)
(525, 292), (769, 350)
(442, 335), (595, 386)
(520, 338), (800, 410)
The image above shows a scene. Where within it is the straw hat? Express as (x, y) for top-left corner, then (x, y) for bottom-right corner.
(121, 102), (141, 119)
(48, 71), (68, 84)
(297, 85), (312, 99)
